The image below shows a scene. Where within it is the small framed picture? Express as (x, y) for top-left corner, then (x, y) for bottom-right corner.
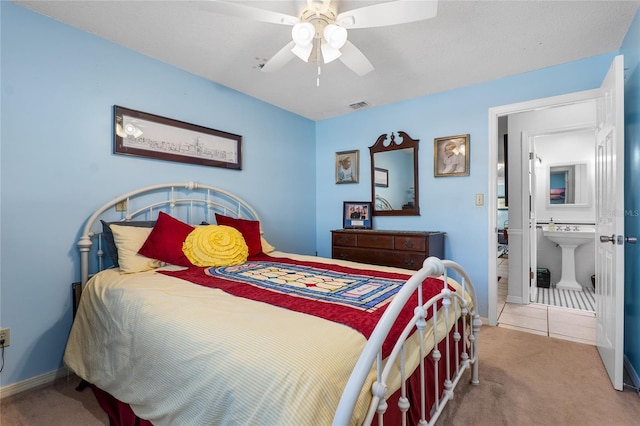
(498, 197), (507, 210)
(343, 201), (372, 229)
(434, 134), (470, 177)
(374, 167), (389, 187)
(336, 150), (359, 184)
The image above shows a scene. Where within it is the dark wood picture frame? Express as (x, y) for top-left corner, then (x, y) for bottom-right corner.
(114, 105), (242, 170)
(374, 167), (389, 187)
(343, 201), (373, 229)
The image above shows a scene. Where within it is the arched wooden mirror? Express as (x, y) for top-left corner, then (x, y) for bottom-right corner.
(370, 131), (419, 216)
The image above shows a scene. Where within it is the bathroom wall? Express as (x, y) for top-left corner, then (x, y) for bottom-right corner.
(534, 127), (596, 225)
(507, 101), (597, 300)
(533, 124), (596, 289)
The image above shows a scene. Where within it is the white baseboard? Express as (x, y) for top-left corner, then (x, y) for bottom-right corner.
(624, 355), (640, 390)
(506, 295), (524, 304)
(0, 367), (70, 400)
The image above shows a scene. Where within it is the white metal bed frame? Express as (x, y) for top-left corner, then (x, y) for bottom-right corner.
(76, 181), (480, 425)
(77, 181), (261, 286)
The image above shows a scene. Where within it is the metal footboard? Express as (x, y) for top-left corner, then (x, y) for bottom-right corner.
(334, 257), (481, 425)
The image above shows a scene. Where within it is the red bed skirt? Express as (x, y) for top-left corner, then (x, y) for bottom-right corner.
(90, 385), (153, 426)
(87, 321), (466, 426)
(372, 321), (466, 425)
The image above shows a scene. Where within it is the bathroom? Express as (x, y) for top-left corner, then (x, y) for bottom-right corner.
(533, 127), (596, 299)
(503, 101), (598, 309)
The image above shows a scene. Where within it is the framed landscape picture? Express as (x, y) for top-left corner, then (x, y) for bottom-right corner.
(114, 105), (242, 170)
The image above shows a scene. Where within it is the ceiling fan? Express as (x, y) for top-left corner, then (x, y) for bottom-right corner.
(203, 0), (438, 76)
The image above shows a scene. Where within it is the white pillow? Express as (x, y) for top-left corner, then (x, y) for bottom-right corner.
(261, 236), (276, 253)
(110, 224), (165, 273)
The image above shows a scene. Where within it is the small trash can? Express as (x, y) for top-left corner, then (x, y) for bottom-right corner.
(537, 268), (551, 288)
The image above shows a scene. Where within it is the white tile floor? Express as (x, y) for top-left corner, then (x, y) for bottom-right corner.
(497, 255), (596, 345)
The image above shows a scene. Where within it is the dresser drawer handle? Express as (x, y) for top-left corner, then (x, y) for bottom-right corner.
(404, 258), (415, 267)
(403, 240), (414, 248)
(340, 253), (348, 260)
(339, 237), (348, 244)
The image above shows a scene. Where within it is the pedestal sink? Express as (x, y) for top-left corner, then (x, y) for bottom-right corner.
(543, 227), (595, 291)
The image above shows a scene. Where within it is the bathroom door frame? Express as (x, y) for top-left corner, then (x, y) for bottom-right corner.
(487, 89), (600, 326)
(524, 131), (538, 302)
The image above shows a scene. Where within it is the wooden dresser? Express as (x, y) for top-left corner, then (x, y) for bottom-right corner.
(331, 229), (445, 271)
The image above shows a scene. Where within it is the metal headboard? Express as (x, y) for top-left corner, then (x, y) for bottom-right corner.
(77, 181), (261, 286)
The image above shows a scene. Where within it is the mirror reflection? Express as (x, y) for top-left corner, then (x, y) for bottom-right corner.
(370, 131), (419, 216)
(548, 163), (589, 206)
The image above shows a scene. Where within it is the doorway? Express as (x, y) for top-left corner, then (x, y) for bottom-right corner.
(488, 55), (626, 391)
(487, 89), (600, 326)
(494, 112), (598, 345)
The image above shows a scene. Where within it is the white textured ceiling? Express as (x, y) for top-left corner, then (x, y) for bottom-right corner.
(13, 0), (640, 120)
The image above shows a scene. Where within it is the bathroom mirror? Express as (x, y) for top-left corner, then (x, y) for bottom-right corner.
(548, 162), (590, 207)
(370, 131), (419, 216)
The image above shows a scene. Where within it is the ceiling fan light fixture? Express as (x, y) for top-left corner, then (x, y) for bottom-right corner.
(321, 41), (341, 63)
(323, 24), (347, 49)
(291, 22), (314, 46)
(291, 22), (315, 62)
(291, 43), (313, 62)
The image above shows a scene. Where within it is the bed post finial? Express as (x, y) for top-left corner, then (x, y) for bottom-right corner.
(423, 256), (444, 276)
(77, 236), (93, 286)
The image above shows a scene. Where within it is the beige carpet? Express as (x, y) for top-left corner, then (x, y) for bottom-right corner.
(437, 325), (640, 425)
(1, 326), (639, 425)
(0, 376), (107, 425)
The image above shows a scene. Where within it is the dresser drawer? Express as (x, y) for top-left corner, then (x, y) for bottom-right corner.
(332, 232), (356, 247)
(356, 233), (394, 249)
(333, 247), (425, 270)
(331, 230), (445, 271)
(394, 236), (427, 252)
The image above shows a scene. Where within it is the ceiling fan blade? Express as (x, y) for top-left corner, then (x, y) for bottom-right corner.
(261, 41), (297, 72)
(201, 0), (299, 26)
(337, 0), (438, 29)
(338, 41), (374, 76)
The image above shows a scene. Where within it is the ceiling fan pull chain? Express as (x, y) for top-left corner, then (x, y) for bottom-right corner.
(317, 66), (321, 87)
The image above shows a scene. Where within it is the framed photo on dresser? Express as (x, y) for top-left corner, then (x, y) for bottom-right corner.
(343, 201), (372, 229)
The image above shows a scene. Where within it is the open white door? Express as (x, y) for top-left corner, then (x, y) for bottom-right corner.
(595, 55), (624, 391)
(527, 134), (538, 302)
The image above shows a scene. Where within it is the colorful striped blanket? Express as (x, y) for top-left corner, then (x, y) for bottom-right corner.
(161, 254), (449, 356)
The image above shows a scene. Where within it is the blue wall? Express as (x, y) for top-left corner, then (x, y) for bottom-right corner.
(622, 9), (640, 383)
(2, 1), (639, 390)
(315, 53), (617, 318)
(0, 2), (315, 387)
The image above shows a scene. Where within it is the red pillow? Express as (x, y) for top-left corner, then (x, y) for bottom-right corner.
(215, 213), (262, 258)
(138, 212), (195, 266)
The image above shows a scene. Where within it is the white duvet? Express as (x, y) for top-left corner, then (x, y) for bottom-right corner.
(64, 252), (466, 425)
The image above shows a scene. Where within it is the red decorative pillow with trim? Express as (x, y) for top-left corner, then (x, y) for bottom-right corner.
(214, 213), (262, 258)
(138, 212), (195, 266)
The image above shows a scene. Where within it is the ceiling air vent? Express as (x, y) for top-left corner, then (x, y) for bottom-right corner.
(348, 101), (369, 110)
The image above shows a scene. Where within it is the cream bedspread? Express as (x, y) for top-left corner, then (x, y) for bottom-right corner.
(64, 252), (468, 425)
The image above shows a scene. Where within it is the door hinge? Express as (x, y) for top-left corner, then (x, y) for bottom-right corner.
(529, 152), (534, 160)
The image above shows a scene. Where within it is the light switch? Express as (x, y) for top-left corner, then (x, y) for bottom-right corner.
(475, 194), (484, 206)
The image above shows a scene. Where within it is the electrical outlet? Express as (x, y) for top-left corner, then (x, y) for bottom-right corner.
(0, 327), (10, 347)
(475, 193), (484, 206)
(115, 200), (127, 212)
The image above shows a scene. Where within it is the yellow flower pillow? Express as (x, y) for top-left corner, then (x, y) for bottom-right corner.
(182, 225), (249, 267)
